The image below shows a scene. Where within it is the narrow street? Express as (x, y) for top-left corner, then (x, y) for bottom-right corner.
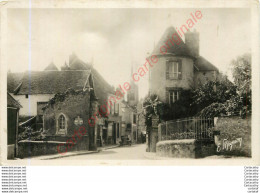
(59, 144), (147, 160)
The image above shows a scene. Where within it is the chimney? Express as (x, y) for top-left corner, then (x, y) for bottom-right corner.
(185, 29), (199, 57)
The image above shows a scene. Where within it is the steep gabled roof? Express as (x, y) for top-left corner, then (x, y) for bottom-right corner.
(15, 70), (92, 95)
(7, 92), (22, 108)
(152, 27), (192, 57)
(44, 62), (59, 71)
(7, 72), (24, 93)
(61, 62), (70, 71)
(194, 56), (219, 71)
(152, 26), (219, 72)
(68, 54), (115, 106)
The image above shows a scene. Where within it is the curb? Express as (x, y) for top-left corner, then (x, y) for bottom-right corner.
(39, 150), (99, 160)
(97, 145), (120, 152)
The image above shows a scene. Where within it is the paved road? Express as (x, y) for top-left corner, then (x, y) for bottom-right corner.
(59, 144), (147, 160)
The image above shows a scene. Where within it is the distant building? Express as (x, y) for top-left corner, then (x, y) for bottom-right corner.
(7, 92), (22, 159)
(127, 65), (139, 106)
(149, 27), (219, 104)
(119, 100), (138, 143)
(94, 92), (122, 147)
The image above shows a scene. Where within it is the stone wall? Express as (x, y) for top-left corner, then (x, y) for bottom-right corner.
(43, 92), (91, 136)
(156, 139), (215, 158)
(43, 90), (95, 149)
(195, 140), (216, 158)
(156, 139), (196, 158)
(18, 136), (89, 158)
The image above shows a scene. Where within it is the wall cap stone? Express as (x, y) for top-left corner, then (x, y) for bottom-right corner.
(156, 139), (196, 146)
(18, 140), (67, 144)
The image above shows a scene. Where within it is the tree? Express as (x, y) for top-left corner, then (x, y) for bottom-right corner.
(231, 53), (251, 112)
(192, 78), (237, 113)
(143, 91), (196, 122)
(142, 94), (162, 127)
(198, 53), (251, 118)
(231, 53), (251, 95)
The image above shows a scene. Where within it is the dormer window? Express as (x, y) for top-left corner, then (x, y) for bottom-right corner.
(166, 60), (182, 80)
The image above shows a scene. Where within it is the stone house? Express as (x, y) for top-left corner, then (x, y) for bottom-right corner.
(42, 79), (97, 151)
(149, 27), (219, 104)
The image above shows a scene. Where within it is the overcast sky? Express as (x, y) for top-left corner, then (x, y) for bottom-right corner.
(7, 8), (251, 99)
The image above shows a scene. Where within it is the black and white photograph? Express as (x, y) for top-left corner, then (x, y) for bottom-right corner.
(1, 1), (259, 165)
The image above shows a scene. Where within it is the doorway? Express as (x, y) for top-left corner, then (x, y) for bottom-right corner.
(113, 123), (116, 144)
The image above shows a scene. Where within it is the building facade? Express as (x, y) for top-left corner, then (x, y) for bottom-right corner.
(149, 27), (219, 104)
(42, 86), (96, 151)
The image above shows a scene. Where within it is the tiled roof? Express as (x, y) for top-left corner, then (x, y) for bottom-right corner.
(7, 72), (24, 93)
(152, 26), (219, 72)
(13, 54), (114, 108)
(152, 27), (192, 57)
(7, 92), (22, 108)
(194, 56), (219, 71)
(15, 70), (92, 95)
(44, 62), (59, 71)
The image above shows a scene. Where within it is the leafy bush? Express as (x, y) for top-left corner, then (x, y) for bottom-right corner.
(18, 126), (47, 141)
(143, 91), (197, 123)
(192, 79), (237, 112)
(197, 103), (227, 118)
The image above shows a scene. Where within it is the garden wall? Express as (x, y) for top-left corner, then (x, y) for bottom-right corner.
(214, 115), (251, 157)
(156, 139), (196, 158)
(156, 139), (215, 158)
(18, 136), (89, 158)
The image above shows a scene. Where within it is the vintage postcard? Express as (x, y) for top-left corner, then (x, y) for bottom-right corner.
(0, 0), (259, 165)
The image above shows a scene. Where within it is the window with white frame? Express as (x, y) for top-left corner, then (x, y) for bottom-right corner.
(169, 90), (180, 104)
(166, 60), (182, 79)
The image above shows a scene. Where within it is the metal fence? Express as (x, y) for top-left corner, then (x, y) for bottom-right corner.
(159, 117), (214, 141)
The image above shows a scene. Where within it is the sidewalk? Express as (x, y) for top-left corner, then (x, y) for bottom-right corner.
(26, 144), (121, 160)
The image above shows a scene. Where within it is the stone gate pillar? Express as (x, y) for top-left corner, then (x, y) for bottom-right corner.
(147, 115), (159, 152)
